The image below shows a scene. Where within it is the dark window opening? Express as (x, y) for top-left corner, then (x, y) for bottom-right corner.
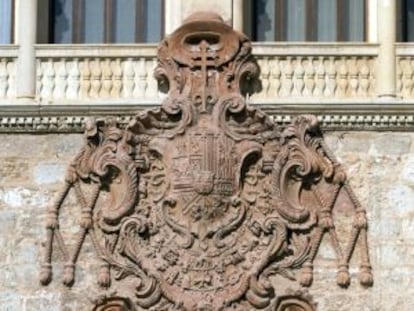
(0, 0), (14, 44)
(397, 0), (414, 41)
(250, 0), (366, 42)
(48, 0), (164, 43)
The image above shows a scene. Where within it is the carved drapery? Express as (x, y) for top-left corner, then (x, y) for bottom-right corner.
(40, 12), (373, 311)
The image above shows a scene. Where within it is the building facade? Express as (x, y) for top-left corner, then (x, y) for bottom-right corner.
(0, 0), (414, 310)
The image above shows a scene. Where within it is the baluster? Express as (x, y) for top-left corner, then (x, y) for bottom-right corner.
(41, 59), (55, 100)
(281, 57), (293, 97)
(293, 58), (305, 96)
(111, 58), (122, 98)
(411, 59), (414, 97)
(53, 58), (68, 99)
(123, 58), (134, 98)
(326, 57), (337, 97)
(100, 58), (112, 98)
(402, 58), (414, 97)
(6, 61), (15, 98)
(133, 58), (147, 98)
(90, 58), (102, 98)
(304, 57), (315, 96)
(0, 59), (8, 98)
(314, 57), (325, 97)
(396, 58), (403, 95)
(358, 58), (370, 97)
(400, 58), (409, 97)
(269, 58), (281, 97)
(368, 58), (377, 95)
(80, 59), (91, 98)
(145, 58), (158, 98)
(337, 58), (348, 97)
(67, 59), (80, 99)
(252, 58), (262, 99)
(348, 57), (359, 96)
(39, 61), (46, 99)
(260, 57), (270, 97)
(368, 58), (375, 95)
(36, 59), (42, 98)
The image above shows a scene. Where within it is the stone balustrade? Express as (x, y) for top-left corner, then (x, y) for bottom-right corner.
(35, 45), (160, 103)
(252, 44), (378, 102)
(2, 43), (414, 103)
(0, 45), (17, 99)
(397, 43), (414, 98)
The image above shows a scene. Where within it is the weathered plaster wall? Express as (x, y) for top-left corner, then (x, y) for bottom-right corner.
(0, 132), (413, 310)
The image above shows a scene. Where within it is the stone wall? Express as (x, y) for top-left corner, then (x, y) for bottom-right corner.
(0, 131), (413, 310)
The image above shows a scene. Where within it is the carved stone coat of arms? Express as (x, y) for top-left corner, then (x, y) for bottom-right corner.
(40, 12), (373, 311)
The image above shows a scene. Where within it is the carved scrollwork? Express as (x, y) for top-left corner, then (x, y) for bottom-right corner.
(93, 297), (133, 311)
(40, 11), (373, 310)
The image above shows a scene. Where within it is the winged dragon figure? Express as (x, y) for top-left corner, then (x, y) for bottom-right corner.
(40, 12), (373, 311)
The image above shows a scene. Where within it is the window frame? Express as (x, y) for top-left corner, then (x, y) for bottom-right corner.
(251, 0), (367, 42)
(46, 0), (165, 44)
(397, 0), (414, 42)
(0, 0), (15, 44)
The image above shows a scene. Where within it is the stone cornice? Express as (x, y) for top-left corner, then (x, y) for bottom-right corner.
(1, 100), (414, 133)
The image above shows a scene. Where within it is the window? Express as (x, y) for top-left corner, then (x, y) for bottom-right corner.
(249, 0), (366, 42)
(0, 0), (14, 44)
(397, 0), (414, 41)
(48, 0), (164, 43)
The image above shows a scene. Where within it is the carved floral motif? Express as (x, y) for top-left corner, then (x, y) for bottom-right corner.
(40, 12), (373, 311)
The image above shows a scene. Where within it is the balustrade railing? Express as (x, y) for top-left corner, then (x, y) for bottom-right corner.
(251, 44), (378, 102)
(397, 44), (414, 98)
(2, 43), (414, 103)
(35, 45), (160, 103)
(0, 45), (17, 99)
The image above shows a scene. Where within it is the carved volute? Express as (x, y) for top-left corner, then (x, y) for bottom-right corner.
(40, 12), (373, 311)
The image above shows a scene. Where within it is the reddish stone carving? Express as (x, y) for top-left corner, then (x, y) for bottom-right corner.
(93, 298), (132, 311)
(40, 12), (373, 310)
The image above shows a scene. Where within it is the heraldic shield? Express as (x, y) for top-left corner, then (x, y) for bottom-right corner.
(40, 12), (373, 311)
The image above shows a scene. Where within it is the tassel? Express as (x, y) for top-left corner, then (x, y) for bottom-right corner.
(359, 265), (373, 287)
(336, 264), (350, 287)
(98, 264), (111, 288)
(63, 263), (75, 286)
(39, 263), (52, 285)
(299, 263), (313, 287)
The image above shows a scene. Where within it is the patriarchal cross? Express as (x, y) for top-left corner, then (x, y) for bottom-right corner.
(191, 39), (217, 113)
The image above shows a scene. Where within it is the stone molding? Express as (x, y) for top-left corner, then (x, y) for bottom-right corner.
(1, 101), (414, 133)
(1, 42), (414, 133)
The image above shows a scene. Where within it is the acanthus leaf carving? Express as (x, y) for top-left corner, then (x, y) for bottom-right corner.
(40, 11), (373, 311)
